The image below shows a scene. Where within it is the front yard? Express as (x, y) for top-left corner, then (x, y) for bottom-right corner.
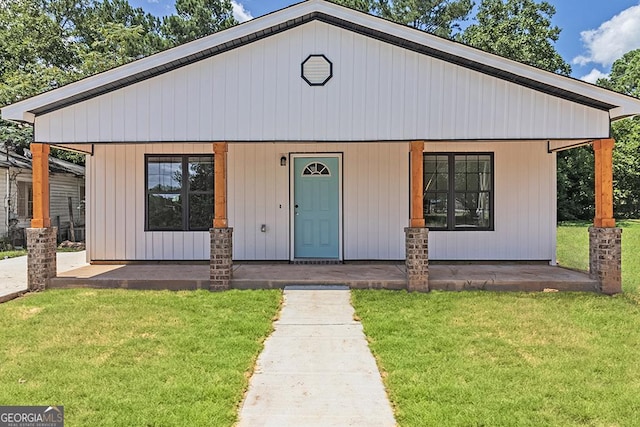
(1, 221), (638, 426)
(352, 219), (640, 426)
(0, 289), (280, 426)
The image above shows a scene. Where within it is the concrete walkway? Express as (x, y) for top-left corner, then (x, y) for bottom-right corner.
(0, 251), (88, 301)
(238, 286), (396, 427)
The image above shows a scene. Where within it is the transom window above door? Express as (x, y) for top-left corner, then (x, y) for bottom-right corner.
(302, 162), (331, 176)
(423, 153), (494, 231)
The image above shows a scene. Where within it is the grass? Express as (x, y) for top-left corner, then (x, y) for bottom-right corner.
(352, 290), (640, 427)
(0, 249), (27, 259)
(0, 246), (85, 259)
(0, 289), (281, 426)
(558, 219), (640, 293)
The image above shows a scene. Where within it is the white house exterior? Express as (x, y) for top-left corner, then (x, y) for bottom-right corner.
(2, 0), (639, 292)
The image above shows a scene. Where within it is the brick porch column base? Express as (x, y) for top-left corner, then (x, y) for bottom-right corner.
(210, 227), (233, 291)
(26, 227), (57, 292)
(405, 227), (429, 292)
(589, 226), (622, 295)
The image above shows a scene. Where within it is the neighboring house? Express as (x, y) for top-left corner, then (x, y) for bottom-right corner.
(2, 0), (639, 292)
(0, 146), (85, 246)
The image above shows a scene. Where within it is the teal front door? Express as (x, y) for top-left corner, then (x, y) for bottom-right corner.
(293, 156), (340, 259)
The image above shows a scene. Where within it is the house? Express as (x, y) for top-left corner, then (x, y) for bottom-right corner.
(2, 0), (639, 293)
(0, 145), (85, 247)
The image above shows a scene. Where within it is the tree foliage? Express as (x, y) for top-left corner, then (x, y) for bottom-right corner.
(460, 0), (571, 75)
(377, 0), (473, 37)
(161, 0), (236, 45)
(331, 0), (472, 37)
(0, 0), (235, 164)
(596, 48), (640, 218)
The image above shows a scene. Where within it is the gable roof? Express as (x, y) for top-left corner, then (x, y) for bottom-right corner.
(2, 0), (640, 123)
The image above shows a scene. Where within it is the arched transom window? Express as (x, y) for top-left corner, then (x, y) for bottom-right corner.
(302, 162), (331, 176)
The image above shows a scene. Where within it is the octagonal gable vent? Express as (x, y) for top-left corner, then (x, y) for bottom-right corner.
(301, 54), (333, 86)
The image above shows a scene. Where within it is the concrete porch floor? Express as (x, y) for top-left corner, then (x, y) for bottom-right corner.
(49, 262), (599, 292)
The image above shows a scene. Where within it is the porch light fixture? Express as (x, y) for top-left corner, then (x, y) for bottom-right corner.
(280, 155), (287, 166)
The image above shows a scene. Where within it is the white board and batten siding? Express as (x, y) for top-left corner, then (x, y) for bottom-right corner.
(86, 144), (212, 261)
(88, 140), (555, 263)
(229, 143), (408, 260)
(426, 141), (557, 263)
(87, 142), (409, 261)
(35, 21), (610, 145)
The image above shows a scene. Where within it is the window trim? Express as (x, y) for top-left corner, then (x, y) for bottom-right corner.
(423, 152), (495, 231)
(145, 154), (214, 232)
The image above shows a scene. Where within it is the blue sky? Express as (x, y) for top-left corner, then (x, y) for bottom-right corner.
(131, 0), (640, 82)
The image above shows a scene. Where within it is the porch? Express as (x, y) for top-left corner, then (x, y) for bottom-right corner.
(49, 263), (598, 292)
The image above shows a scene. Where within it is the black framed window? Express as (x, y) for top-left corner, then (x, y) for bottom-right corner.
(146, 155), (214, 231)
(423, 153), (493, 231)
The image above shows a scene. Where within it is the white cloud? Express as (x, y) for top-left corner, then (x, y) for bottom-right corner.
(573, 4), (640, 67)
(147, 0), (160, 3)
(579, 68), (609, 84)
(232, 1), (253, 22)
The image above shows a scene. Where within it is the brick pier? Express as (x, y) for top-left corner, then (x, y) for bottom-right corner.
(405, 227), (429, 292)
(26, 227), (57, 292)
(589, 226), (622, 295)
(210, 227), (233, 291)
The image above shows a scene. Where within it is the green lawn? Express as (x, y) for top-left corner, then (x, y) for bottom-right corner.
(353, 220), (640, 426)
(353, 290), (640, 426)
(0, 289), (281, 426)
(558, 219), (640, 293)
(0, 249), (27, 259)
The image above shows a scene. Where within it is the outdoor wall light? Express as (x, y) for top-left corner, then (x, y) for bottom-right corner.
(280, 156), (287, 166)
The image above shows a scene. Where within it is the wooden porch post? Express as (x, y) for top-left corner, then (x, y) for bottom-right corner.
(213, 142), (228, 228)
(593, 138), (615, 228)
(406, 141), (428, 292)
(410, 141), (425, 228)
(589, 138), (622, 294)
(27, 143), (57, 291)
(30, 143), (51, 228)
(210, 142), (232, 291)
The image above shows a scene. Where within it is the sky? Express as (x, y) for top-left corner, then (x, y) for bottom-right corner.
(130, 0), (640, 82)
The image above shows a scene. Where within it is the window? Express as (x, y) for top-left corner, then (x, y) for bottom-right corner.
(423, 153), (493, 230)
(146, 155), (214, 231)
(16, 181), (33, 218)
(302, 162), (331, 176)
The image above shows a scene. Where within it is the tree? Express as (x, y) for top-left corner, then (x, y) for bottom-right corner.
(0, 0), (168, 163)
(330, 0), (376, 13)
(461, 0), (571, 75)
(161, 0), (236, 46)
(597, 49), (640, 218)
(331, 0), (472, 38)
(377, 0), (473, 37)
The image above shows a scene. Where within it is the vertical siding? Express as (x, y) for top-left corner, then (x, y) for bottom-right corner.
(427, 141), (556, 261)
(88, 141), (556, 262)
(88, 143), (213, 261)
(228, 142), (408, 260)
(34, 21), (610, 144)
